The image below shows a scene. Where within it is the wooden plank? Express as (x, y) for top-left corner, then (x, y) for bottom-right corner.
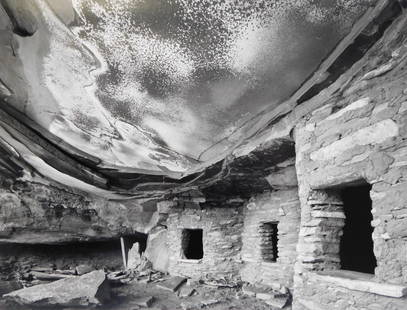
(30, 271), (75, 281)
(120, 237), (127, 269)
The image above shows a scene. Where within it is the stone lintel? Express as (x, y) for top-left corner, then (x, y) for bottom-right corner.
(311, 270), (407, 298)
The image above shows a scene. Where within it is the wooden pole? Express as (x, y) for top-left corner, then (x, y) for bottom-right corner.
(120, 237), (127, 269)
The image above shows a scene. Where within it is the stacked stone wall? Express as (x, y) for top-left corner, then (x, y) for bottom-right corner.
(167, 207), (243, 280)
(292, 12), (407, 310)
(240, 188), (300, 289)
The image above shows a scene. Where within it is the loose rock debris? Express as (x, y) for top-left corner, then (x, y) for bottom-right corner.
(3, 270), (110, 307)
(156, 276), (187, 292)
(1, 263), (284, 310)
(131, 295), (155, 307)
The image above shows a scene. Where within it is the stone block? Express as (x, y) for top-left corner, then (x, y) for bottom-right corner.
(4, 270), (110, 307)
(156, 276), (187, 292)
(131, 296), (154, 307)
(312, 271), (407, 298)
(145, 228), (169, 272)
(75, 264), (93, 276)
(266, 165), (298, 188)
(310, 119), (399, 162)
(127, 242), (141, 269)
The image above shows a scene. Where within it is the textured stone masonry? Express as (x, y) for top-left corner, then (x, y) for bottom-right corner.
(292, 11), (407, 310)
(240, 189), (300, 289)
(167, 207), (243, 280)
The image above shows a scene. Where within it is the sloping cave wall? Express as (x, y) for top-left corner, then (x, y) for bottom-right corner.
(0, 177), (159, 244)
(0, 180), (128, 243)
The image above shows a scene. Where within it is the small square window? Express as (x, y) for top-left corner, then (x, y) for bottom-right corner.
(181, 229), (203, 259)
(259, 222), (278, 262)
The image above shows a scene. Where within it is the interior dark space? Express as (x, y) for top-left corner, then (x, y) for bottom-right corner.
(182, 229), (204, 260)
(260, 222), (279, 262)
(340, 183), (377, 274)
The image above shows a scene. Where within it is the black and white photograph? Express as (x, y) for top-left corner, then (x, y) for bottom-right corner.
(0, 0), (406, 309)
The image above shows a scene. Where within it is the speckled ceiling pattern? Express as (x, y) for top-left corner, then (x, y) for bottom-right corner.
(11, 0), (373, 176)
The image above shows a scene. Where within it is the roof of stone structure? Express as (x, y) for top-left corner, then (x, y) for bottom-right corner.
(0, 0), (391, 198)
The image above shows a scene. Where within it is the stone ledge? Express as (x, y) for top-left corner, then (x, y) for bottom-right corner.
(310, 211), (345, 219)
(177, 259), (203, 264)
(310, 270), (407, 298)
(241, 259), (281, 267)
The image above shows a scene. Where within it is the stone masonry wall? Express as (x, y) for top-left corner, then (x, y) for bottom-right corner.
(292, 11), (407, 310)
(240, 188), (300, 289)
(167, 207), (243, 280)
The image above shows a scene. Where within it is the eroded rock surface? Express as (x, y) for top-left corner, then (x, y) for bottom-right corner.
(0, 0), (39, 36)
(3, 270), (110, 307)
(0, 179), (156, 243)
(144, 227), (170, 273)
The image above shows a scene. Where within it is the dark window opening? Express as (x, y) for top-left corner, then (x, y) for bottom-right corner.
(260, 222), (278, 262)
(182, 229), (203, 259)
(340, 184), (376, 274)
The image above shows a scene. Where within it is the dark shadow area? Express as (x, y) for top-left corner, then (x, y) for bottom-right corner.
(123, 233), (148, 254)
(260, 222), (279, 262)
(340, 183), (376, 274)
(182, 229), (203, 259)
(0, 234), (148, 296)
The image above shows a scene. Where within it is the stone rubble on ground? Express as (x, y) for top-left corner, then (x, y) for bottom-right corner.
(131, 295), (155, 307)
(178, 285), (196, 298)
(3, 270), (110, 307)
(201, 299), (220, 307)
(156, 276), (187, 292)
(242, 283), (291, 309)
(75, 264), (94, 276)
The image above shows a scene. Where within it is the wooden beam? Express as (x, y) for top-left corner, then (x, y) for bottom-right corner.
(120, 237), (127, 269)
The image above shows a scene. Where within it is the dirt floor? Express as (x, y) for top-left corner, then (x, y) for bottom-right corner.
(0, 276), (279, 310)
(102, 280), (275, 310)
(0, 241), (283, 310)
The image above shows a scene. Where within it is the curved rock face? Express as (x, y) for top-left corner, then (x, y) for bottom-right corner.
(0, 0), (374, 194)
(0, 178), (158, 243)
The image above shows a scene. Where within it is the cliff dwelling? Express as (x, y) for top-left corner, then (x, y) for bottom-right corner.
(1, 0), (407, 309)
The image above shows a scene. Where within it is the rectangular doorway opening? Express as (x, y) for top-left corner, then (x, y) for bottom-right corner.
(340, 183), (376, 274)
(260, 222), (278, 262)
(182, 229), (203, 259)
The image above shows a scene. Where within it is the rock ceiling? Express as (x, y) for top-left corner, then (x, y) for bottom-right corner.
(0, 0), (379, 197)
